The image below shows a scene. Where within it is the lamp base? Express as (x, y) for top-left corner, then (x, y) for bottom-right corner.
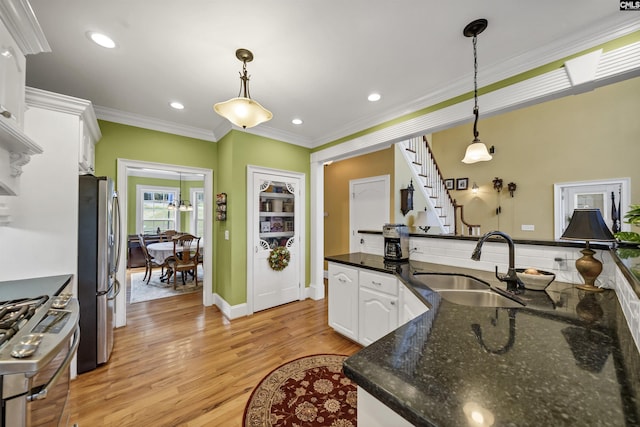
(576, 283), (605, 293)
(575, 247), (604, 293)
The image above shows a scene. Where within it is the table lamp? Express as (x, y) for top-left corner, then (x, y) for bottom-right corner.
(414, 208), (439, 233)
(560, 209), (616, 292)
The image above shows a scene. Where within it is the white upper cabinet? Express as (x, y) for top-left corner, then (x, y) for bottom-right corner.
(0, 0), (50, 195)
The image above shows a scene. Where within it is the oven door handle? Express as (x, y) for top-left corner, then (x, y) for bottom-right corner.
(27, 326), (80, 402)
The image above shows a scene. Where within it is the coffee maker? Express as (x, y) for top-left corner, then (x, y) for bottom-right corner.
(383, 224), (409, 261)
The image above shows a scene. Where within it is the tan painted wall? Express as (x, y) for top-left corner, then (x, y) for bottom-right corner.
(324, 148), (395, 261)
(432, 76), (640, 240)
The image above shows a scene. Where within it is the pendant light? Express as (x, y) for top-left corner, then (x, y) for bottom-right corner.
(168, 173), (193, 212)
(214, 48), (272, 129)
(461, 19), (493, 164)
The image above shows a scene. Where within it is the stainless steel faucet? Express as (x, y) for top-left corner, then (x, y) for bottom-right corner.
(471, 230), (524, 294)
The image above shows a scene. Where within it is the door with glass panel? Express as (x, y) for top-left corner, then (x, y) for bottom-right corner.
(248, 167), (305, 313)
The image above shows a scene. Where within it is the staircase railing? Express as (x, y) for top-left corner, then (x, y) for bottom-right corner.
(398, 135), (479, 236)
(454, 201), (481, 236)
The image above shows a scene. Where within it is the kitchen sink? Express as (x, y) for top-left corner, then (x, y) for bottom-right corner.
(436, 289), (525, 308)
(413, 273), (490, 291)
(412, 273), (525, 308)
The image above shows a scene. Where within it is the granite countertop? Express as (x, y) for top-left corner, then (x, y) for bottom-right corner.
(326, 253), (640, 426)
(0, 274), (73, 300)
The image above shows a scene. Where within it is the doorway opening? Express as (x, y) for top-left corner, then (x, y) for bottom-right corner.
(553, 178), (631, 240)
(114, 159), (214, 327)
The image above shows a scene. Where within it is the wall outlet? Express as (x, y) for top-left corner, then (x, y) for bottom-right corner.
(554, 255), (568, 271)
(521, 224), (535, 231)
(224, 230), (229, 240)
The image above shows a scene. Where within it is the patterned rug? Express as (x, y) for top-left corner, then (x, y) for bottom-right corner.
(243, 354), (357, 427)
(129, 266), (203, 303)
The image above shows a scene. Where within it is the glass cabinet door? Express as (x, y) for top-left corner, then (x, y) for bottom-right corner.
(258, 179), (295, 249)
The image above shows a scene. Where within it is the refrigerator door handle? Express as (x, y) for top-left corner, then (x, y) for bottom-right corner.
(108, 278), (121, 301)
(112, 193), (123, 273)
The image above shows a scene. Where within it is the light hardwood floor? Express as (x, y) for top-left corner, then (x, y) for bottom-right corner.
(68, 276), (361, 426)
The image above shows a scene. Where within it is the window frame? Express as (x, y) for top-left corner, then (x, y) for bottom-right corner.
(136, 185), (180, 234)
(191, 187), (205, 237)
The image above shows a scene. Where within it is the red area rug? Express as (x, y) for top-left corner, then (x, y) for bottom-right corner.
(243, 354), (357, 426)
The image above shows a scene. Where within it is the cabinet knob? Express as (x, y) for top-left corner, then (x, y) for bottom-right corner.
(0, 107), (12, 119)
(390, 301), (396, 306)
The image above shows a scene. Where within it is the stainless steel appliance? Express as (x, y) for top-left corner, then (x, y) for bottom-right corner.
(383, 224), (409, 261)
(0, 287), (80, 427)
(77, 175), (122, 374)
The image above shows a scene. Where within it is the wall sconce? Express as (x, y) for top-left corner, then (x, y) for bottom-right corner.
(471, 182), (479, 194)
(507, 182), (517, 197)
(400, 180), (414, 216)
(492, 177), (503, 193)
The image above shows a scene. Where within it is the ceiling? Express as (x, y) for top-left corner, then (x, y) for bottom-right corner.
(24, 1), (639, 148)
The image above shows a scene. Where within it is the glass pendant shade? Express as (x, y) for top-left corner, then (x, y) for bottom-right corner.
(214, 97), (272, 129)
(462, 140), (493, 164)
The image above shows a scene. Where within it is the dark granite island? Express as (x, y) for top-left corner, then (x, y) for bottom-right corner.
(327, 253), (640, 427)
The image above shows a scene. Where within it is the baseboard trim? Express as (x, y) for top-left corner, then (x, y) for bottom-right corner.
(213, 293), (248, 320)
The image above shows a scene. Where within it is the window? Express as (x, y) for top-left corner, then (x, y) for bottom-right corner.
(192, 188), (205, 237)
(137, 186), (178, 233)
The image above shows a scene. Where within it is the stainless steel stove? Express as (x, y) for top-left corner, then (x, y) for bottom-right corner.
(0, 293), (79, 427)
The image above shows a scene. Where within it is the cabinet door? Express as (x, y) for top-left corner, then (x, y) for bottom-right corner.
(0, 21), (26, 130)
(359, 287), (398, 346)
(328, 263), (359, 342)
(399, 284), (429, 326)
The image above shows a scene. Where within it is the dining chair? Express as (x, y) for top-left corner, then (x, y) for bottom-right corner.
(138, 234), (170, 284)
(159, 229), (177, 242)
(168, 234), (200, 289)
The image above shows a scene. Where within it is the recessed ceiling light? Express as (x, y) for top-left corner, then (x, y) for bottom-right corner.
(169, 101), (185, 110)
(292, 118), (303, 125)
(87, 31), (116, 49)
(368, 93), (381, 102)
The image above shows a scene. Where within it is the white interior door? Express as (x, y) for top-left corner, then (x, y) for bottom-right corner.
(554, 178), (630, 239)
(349, 175), (390, 252)
(249, 168), (305, 313)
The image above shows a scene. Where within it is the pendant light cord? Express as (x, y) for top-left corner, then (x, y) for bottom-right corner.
(472, 34), (480, 140)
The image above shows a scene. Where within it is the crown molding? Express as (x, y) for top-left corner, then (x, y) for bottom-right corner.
(0, 0), (50, 54)
(311, 14), (640, 148)
(94, 106), (218, 142)
(312, 41), (640, 163)
(25, 87), (102, 141)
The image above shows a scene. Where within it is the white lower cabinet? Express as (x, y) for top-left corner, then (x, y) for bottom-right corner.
(358, 270), (398, 346)
(399, 283), (429, 326)
(328, 262), (428, 346)
(357, 386), (413, 427)
(328, 263), (359, 342)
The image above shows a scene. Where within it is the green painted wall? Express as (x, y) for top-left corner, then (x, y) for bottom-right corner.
(216, 131), (311, 306)
(94, 120), (311, 307)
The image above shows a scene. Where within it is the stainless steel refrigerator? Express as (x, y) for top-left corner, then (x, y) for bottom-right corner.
(77, 174), (122, 373)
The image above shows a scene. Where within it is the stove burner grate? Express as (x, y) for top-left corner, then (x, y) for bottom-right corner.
(0, 296), (49, 348)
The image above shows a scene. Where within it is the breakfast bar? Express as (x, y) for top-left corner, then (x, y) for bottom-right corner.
(326, 252), (640, 426)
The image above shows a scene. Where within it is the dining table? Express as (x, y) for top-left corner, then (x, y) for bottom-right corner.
(146, 240), (204, 262)
(146, 240), (204, 282)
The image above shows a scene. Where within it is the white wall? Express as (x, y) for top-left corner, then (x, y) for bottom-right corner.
(0, 106), (80, 283)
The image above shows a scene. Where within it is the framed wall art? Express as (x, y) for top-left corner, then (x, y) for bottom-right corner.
(445, 179), (455, 190)
(456, 178), (469, 190)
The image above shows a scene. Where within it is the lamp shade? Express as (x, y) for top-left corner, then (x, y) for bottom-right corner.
(461, 141), (493, 164)
(214, 97), (272, 129)
(561, 209), (615, 242)
(414, 210), (440, 231)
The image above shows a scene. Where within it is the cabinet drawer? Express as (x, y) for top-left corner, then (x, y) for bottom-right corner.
(360, 270), (397, 296)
